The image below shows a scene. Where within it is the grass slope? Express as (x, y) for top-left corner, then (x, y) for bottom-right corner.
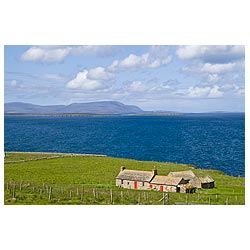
(4, 152), (245, 205)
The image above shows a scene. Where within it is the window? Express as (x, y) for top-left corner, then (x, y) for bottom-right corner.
(142, 182), (144, 186)
(121, 180), (123, 184)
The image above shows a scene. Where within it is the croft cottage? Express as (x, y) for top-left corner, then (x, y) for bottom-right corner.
(116, 167), (214, 193)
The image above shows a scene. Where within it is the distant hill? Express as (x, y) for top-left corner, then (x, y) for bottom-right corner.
(4, 101), (144, 115)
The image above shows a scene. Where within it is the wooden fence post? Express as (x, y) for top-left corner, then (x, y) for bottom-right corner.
(69, 190), (72, 199)
(162, 193), (165, 205)
(96, 189), (98, 200)
(76, 187), (79, 196)
(48, 186), (52, 200)
(110, 189), (113, 204)
(81, 185), (84, 201)
(12, 184), (16, 198)
(138, 193), (140, 205)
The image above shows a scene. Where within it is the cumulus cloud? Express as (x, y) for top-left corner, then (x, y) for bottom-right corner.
(200, 62), (236, 74)
(187, 85), (223, 98)
(87, 67), (114, 80)
(108, 47), (171, 71)
(66, 70), (105, 90)
(176, 45), (244, 63)
(20, 46), (71, 63)
(20, 45), (115, 63)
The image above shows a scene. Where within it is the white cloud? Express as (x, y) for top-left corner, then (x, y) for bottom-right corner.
(87, 67), (114, 80)
(208, 85), (224, 98)
(108, 50), (171, 71)
(187, 85), (223, 98)
(20, 46), (71, 63)
(20, 45), (115, 63)
(125, 81), (148, 93)
(200, 62), (236, 74)
(66, 70), (105, 90)
(176, 45), (244, 63)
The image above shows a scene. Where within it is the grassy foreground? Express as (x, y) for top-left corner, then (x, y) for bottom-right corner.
(4, 152), (245, 205)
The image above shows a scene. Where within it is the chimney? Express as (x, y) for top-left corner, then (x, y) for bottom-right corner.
(152, 166), (157, 176)
(120, 166), (126, 171)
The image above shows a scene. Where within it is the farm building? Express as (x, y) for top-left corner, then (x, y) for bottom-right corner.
(150, 175), (188, 193)
(116, 166), (157, 190)
(168, 170), (196, 181)
(116, 167), (197, 193)
(116, 167), (215, 193)
(189, 176), (214, 189)
(169, 170), (214, 189)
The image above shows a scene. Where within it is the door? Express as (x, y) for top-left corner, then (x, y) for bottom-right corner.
(134, 181), (138, 189)
(160, 185), (164, 192)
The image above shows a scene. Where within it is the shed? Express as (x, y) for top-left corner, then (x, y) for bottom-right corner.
(189, 176), (215, 189)
(168, 170), (196, 181)
(199, 176), (214, 188)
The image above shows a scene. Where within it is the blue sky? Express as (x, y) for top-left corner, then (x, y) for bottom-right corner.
(4, 45), (245, 112)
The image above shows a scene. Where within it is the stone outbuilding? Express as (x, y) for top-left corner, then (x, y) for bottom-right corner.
(150, 175), (187, 193)
(168, 170), (196, 181)
(169, 170), (215, 189)
(189, 176), (214, 189)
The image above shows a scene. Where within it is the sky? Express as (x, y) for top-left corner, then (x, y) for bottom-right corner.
(4, 45), (245, 112)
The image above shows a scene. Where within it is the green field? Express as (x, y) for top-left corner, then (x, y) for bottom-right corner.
(4, 152), (245, 205)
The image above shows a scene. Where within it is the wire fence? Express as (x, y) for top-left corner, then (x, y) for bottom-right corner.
(4, 182), (245, 205)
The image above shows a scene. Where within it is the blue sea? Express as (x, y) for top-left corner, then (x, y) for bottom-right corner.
(4, 113), (245, 177)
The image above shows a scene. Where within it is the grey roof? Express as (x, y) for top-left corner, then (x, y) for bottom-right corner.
(150, 176), (183, 186)
(116, 169), (154, 182)
(168, 170), (196, 180)
(199, 176), (214, 183)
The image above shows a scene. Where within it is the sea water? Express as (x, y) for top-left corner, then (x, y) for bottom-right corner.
(4, 113), (245, 176)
